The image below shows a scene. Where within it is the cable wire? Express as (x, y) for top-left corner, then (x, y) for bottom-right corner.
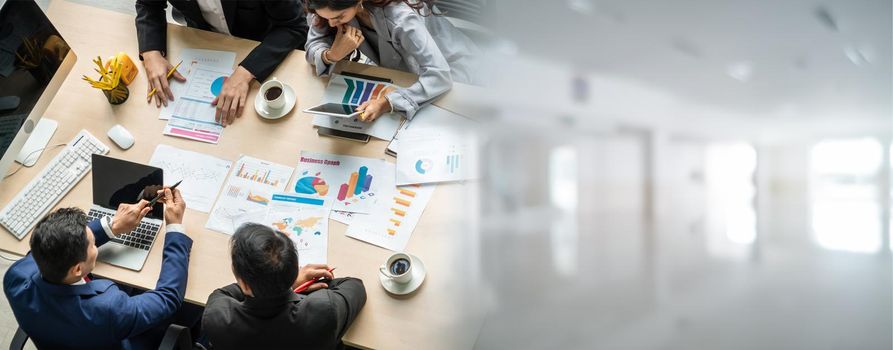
(3, 143), (67, 179)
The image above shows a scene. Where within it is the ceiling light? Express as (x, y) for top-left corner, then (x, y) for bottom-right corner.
(567, 0), (593, 15)
(727, 62), (753, 82)
(844, 45), (875, 65)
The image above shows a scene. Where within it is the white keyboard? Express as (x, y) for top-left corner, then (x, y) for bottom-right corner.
(0, 130), (109, 239)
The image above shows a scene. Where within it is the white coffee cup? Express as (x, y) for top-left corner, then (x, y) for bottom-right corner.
(260, 77), (286, 110)
(379, 253), (413, 284)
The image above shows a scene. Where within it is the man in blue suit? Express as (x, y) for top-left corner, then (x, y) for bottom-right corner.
(3, 187), (195, 349)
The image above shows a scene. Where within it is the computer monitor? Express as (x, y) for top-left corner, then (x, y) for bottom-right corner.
(0, 0), (76, 182)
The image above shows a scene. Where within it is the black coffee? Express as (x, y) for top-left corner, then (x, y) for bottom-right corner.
(265, 87), (282, 101)
(389, 258), (411, 275)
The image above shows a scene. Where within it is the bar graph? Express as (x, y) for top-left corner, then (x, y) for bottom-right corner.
(386, 184), (422, 235)
(346, 184), (436, 248)
(236, 162), (283, 186)
(446, 154), (460, 174)
(394, 197), (411, 207)
(225, 185), (241, 199)
(342, 78), (388, 107)
(337, 166), (374, 201)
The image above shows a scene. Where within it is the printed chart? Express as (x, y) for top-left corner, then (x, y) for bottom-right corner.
(346, 180), (437, 252)
(148, 144), (233, 213)
(158, 48), (235, 121)
(397, 130), (476, 185)
(341, 77), (389, 106)
(336, 165), (374, 201)
(312, 74), (402, 140)
(163, 65), (231, 144)
(395, 106), (478, 185)
(206, 156), (293, 235)
(293, 151), (392, 214)
(263, 193), (332, 266)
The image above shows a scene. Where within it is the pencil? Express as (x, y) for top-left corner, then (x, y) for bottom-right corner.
(294, 267), (336, 294)
(147, 60), (183, 99)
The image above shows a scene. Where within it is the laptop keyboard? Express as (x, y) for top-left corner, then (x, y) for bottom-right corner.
(86, 209), (161, 251)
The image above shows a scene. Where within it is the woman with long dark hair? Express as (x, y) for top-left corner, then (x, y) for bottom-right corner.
(305, 0), (480, 121)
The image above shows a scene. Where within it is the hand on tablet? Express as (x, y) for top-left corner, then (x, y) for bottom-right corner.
(356, 90), (393, 122)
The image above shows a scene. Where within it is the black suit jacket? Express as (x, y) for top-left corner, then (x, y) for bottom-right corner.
(135, 0), (308, 81)
(202, 278), (366, 350)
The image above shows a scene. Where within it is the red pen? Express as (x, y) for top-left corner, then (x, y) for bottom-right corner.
(293, 267), (336, 294)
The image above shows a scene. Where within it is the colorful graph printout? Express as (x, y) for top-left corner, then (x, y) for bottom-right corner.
(158, 49), (235, 121)
(162, 65), (231, 144)
(311, 74), (402, 140)
(206, 156), (294, 234)
(293, 151), (393, 214)
(263, 193), (332, 265)
(346, 173), (436, 251)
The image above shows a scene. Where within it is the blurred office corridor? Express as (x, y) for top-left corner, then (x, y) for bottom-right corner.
(473, 131), (891, 349)
(465, 0), (891, 347)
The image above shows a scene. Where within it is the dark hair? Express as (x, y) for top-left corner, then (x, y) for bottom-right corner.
(305, 0), (441, 26)
(231, 223), (299, 298)
(306, 0), (437, 13)
(29, 208), (89, 283)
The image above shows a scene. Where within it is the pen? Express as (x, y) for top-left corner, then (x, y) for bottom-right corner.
(147, 60), (183, 99)
(148, 180), (182, 207)
(294, 267), (336, 294)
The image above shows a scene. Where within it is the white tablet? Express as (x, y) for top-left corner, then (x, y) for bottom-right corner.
(303, 102), (361, 118)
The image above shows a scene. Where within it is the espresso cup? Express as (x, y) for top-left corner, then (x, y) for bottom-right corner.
(260, 78), (285, 110)
(379, 253), (413, 284)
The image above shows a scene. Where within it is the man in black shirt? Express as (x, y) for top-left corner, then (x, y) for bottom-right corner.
(202, 223), (366, 349)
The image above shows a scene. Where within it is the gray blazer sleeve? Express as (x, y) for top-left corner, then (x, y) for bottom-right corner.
(305, 14), (336, 77)
(384, 11), (453, 120)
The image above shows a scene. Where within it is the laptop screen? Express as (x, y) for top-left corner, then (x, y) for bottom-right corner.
(91, 154), (164, 220)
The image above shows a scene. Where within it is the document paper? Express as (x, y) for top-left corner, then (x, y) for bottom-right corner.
(159, 49), (236, 120)
(148, 144), (233, 213)
(163, 65), (231, 144)
(346, 171), (437, 252)
(206, 156), (294, 235)
(311, 74), (402, 140)
(292, 151), (393, 214)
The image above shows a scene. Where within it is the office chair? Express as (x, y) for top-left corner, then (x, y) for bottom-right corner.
(9, 325), (204, 350)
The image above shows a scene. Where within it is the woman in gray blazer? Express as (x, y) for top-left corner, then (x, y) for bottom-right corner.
(304, 0), (481, 121)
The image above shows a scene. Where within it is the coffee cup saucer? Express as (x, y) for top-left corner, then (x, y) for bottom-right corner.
(254, 84), (296, 120)
(379, 254), (427, 296)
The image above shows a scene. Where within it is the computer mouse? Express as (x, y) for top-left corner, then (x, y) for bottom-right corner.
(107, 124), (134, 150)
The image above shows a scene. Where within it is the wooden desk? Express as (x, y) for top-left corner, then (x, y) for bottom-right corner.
(0, 1), (482, 349)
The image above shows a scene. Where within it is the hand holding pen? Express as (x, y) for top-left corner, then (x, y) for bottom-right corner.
(153, 181), (186, 227)
(294, 265), (336, 294)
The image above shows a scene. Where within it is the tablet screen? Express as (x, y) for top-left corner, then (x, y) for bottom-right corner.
(307, 103), (359, 117)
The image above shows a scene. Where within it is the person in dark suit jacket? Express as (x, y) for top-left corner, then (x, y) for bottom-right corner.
(135, 0), (309, 126)
(202, 223), (366, 350)
(3, 188), (195, 350)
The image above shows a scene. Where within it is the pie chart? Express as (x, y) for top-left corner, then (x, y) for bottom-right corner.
(295, 176), (329, 196)
(414, 159), (432, 175)
(210, 76), (227, 96)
